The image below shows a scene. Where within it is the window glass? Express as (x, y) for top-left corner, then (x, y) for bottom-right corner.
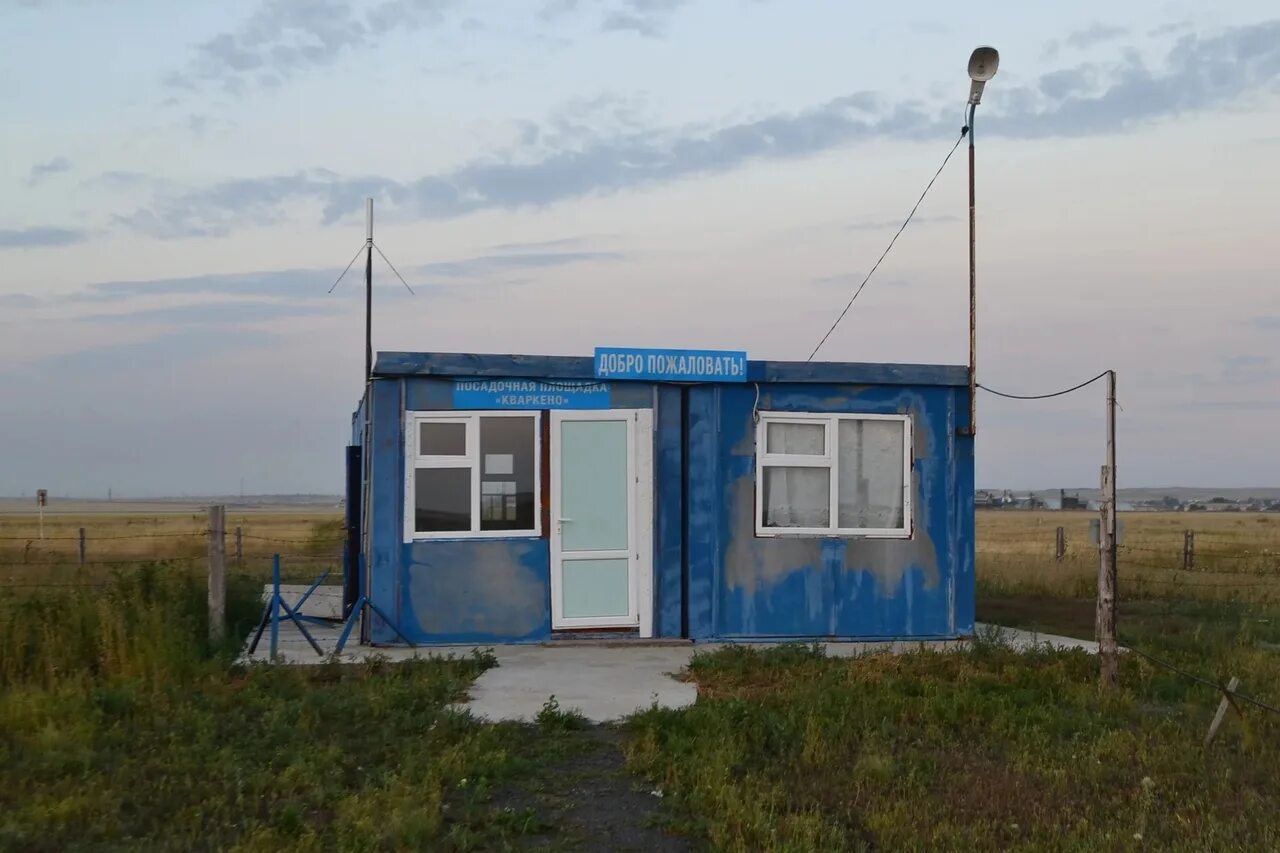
(478, 416), (536, 531)
(762, 467), (830, 528)
(420, 422), (466, 456)
(415, 467), (470, 532)
(837, 419), (905, 529)
(766, 421), (825, 455)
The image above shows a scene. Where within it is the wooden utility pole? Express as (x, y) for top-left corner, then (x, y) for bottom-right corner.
(1097, 370), (1119, 687)
(235, 525), (244, 567)
(1183, 529), (1195, 571)
(208, 505), (226, 642)
(78, 527), (86, 566)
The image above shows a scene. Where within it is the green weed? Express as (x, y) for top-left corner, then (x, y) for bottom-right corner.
(625, 639), (1280, 851)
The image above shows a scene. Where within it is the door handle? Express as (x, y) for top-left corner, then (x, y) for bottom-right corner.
(558, 517), (573, 523)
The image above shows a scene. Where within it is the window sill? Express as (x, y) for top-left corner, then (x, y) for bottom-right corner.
(406, 532), (543, 544)
(755, 529), (913, 540)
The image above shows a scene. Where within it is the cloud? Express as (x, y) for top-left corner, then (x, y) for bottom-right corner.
(112, 171), (337, 238)
(486, 234), (619, 253)
(416, 250), (624, 278)
(991, 20), (1280, 139)
(115, 20), (1280, 238)
(539, 0), (580, 20)
(1038, 68), (1096, 100)
(167, 0), (457, 94)
(1220, 354), (1274, 384)
(90, 171), (162, 190)
(1064, 23), (1129, 49)
(845, 214), (956, 232)
(1149, 21), (1192, 38)
(118, 90), (901, 235)
(1252, 316), (1280, 330)
(602, 0), (688, 38)
(1223, 354), (1270, 371)
(812, 273), (910, 289)
(69, 251), (612, 307)
(30, 328), (280, 374)
(79, 300), (343, 326)
(0, 226), (88, 249)
(1167, 400), (1280, 412)
(82, 267), (357, 302)
(26, 156), (71, 185)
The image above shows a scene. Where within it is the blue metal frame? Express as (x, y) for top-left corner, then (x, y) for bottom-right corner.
(247, 555), (325, 660)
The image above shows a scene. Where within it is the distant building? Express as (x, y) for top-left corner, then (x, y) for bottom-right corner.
(1059, 489), (1087, 511)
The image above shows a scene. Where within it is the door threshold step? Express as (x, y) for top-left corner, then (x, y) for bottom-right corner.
(542, 637), (692, 647)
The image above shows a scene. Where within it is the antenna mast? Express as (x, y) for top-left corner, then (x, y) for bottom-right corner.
(364, 198), (374, 381)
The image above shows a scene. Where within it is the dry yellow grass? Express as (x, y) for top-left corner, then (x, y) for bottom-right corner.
(978, 510), (1280, 602)
(0, 508), (344, 587)
(7, 505), (1280, 601)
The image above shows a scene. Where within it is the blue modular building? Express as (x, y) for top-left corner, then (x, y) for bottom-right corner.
(346, 349), (975, 645)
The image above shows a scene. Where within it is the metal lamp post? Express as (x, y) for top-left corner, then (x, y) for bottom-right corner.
(965, 46), (999, 435)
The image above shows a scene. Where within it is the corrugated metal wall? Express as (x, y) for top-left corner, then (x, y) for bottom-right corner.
(358, 372), (974, 644)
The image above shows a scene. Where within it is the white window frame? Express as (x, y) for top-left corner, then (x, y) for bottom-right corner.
(404, 410), (542, 542)
(755, 411), (913, 539)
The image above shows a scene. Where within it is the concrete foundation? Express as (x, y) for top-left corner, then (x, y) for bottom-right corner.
(239, 588), (1099, 723)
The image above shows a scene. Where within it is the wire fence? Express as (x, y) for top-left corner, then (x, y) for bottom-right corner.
(0, 521), (345, 591)
(978, 510), (1280, 729)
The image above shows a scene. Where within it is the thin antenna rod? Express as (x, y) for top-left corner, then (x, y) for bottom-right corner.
(365, 198), (373, 381)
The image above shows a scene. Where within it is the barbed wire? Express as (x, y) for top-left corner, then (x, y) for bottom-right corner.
(1120, 543), (1280, 560)
(0, 556), (204, 567)
(0, 531), (348, 543)
(236, 534), (346, 544)
(1, 568), (340, 590)
(0, 531), (211, 541)
(0, 552), (340, 570)
(1122, 641), (1280, 717)
(1122, 574), (1280, 590)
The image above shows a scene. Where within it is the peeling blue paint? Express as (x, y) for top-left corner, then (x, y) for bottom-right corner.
(401, 539), (550, 643)
(355, 352), (974, 645)
(655, 385), (684, 637)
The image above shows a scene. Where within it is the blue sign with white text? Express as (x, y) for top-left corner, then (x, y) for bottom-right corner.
(452, 379), (611, 409)
(594, 347), (748, 383)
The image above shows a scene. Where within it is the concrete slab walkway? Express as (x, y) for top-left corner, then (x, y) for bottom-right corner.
(459, 645), (699, 723)
(238, 589), (1101, 723)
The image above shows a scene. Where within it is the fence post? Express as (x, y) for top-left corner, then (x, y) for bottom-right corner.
(208, 505), (226, 642)
(1183, 529), (1195, 571)
(235, 525), (243, 567)
(1204, 676), (1241, 746)
(78, 527), (86, 566)
(1055, 526), (1066, 562)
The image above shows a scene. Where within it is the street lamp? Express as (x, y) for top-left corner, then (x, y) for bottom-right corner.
(965, 46), (998, 436)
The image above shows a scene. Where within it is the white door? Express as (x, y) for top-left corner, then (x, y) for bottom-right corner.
(550, 409), (652, 635)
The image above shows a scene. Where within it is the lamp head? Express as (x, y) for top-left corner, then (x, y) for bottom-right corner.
(967, 46), (999, 105)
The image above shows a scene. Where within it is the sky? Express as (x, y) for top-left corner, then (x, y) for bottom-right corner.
(1, 0), (1278, 497)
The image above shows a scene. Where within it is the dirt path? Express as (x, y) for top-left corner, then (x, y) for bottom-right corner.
(492, 727), (691, 851)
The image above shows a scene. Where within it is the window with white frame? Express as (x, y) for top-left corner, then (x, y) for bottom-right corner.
(406, 412), (541, 539)
(755, 412), (912, 537)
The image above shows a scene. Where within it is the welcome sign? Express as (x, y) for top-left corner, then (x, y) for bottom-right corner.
(594, 347), (748, 383)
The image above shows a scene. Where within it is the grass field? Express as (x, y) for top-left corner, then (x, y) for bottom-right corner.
(980, 510), (1280, 601)
(0, 507), (345, 588)
(3, 508), (1279, 850)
